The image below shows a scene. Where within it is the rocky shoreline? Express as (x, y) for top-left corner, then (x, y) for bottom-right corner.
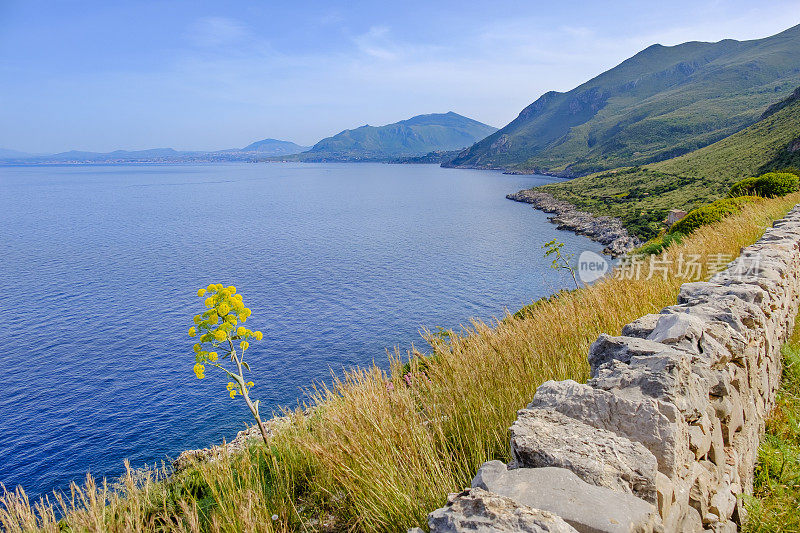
(172, 416), (291, 473)
(506, 189), (641, 256)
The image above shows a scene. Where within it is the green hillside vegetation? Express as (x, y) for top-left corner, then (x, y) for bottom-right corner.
(3, 195), (798, 532)
(647, 88), (800, 179)
(668, 196), (760, 235)
(447, 24), (800, 175)
(534, 87), (800, 239)
(390, 149), (462, 164)
(635, 172), (798, 255)
(729, 172), (799, 198)
(756, 91), (800, 173)
(291, 112), (497, 162)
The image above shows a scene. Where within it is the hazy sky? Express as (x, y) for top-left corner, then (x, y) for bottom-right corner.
(1, 0), (799, 153)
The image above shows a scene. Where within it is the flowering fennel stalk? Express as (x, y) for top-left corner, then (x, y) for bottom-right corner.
(189, 283), (270, 445)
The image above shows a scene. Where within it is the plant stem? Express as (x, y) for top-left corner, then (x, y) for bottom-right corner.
(559, 253), (580, 289)
(229, 341), (271, 446)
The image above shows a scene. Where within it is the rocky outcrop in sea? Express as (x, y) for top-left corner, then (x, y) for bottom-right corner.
(506, 190), (641, 256)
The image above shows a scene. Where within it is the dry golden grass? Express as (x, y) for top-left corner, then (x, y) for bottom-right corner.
(3, 192), (800, 532)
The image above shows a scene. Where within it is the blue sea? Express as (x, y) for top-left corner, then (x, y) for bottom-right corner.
(0, 162), (605, 501)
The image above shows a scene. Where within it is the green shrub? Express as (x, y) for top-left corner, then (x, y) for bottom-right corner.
(669, 196), (758, 236)
(774, 166), (800, 177)
(635, 232), (685, 255)
(729, 172), (799, 198)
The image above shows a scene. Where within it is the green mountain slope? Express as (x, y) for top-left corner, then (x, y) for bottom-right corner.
(293, 112), (497, 162)
(448, 24), (800, 175)
(533, 86), (800, 239)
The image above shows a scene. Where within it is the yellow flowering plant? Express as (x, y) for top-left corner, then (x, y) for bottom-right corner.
(189, 283), (269, 444)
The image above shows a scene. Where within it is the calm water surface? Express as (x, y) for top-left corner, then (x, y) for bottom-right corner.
(0, 162), (606, 500)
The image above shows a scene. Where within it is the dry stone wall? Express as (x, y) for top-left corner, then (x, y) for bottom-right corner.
(419, 205), (800, 533)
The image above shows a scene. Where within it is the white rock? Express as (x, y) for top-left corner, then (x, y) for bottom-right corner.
(472, 462), (661, 533)
(427, 487), (579, 533)
(510, 408), (658, 503)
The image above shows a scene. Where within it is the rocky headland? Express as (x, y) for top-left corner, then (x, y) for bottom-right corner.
(507, 189), (641, 256)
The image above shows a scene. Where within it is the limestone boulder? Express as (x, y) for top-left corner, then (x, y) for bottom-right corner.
(530, 380), (688, 477)
(472, 462), (661, 533)
(644, 306), (751, 365)
(589, 349), (711, 422)
(426, 487), (578, 533)
(588, 335), (681, 377)
(621, 314), (660, 339)
(677, 281), (770, 314)
(510, 408), (658, 503)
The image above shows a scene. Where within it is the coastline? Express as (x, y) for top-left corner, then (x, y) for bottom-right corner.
(172, 416), (294, 473)
(3, 162), (589, 503)
(506, 189), (641, 256)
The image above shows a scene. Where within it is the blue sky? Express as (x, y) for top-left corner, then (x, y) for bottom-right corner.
(1, 0), (799, 153)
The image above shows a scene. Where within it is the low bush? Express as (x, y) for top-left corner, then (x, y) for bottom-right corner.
(730, 172), (799, 198)
(669, 196), (759, 236)
(635, 232), (685, 256)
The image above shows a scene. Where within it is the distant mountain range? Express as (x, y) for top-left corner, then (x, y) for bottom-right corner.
(7, 24), (800, 172)
(446, 24), (800, 176)
(289, 112), (497, 162)
(0, 140), (309, 164)
(1, 113), (492, 164)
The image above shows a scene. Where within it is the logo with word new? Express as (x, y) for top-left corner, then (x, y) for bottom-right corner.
(577, 250), (609, 284)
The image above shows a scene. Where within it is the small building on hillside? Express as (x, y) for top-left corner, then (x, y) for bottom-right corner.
(664, 208), (688, 227)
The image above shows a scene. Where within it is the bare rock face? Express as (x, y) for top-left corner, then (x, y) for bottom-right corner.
(472, 462), (661, 533)
(588, 339), (712, 422)
(621, 315), (661, 339)
(677, 281), (770, 310)
(510, 408), (658, 503)
(426, 487), (578, 533)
